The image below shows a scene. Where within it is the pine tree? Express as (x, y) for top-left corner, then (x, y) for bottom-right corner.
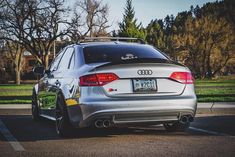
(118, 0), (146, 39)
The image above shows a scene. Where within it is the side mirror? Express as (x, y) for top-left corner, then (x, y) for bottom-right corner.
(33, 66), (45, 75)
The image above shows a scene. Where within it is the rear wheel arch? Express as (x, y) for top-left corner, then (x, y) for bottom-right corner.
(55, 91), (75, 137)
(56, 89), (82, 127)
(56, 91), (67, 111)
(59, 80), (79, 100)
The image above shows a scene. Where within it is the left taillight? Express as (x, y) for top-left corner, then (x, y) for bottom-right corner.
(169, 72), (194, 84)
(79, 73), (119, 86)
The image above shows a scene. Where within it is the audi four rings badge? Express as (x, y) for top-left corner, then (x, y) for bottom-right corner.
(137, 70), (153, 75)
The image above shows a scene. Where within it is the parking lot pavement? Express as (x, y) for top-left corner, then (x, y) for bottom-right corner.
(0, 109), (235, 157)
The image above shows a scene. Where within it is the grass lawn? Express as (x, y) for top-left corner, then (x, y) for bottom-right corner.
(0, 75), (234, 104)
(195, 75), (235, 102)
(0, 84), (33, 90)
(0, 84), (33, 104)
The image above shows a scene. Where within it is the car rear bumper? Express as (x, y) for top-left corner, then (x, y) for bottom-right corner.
(69, 94), (197, 128)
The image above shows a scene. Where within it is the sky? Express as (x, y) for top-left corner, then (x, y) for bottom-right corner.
(69, 0), (218, 32)
(104, 0), (218, 31)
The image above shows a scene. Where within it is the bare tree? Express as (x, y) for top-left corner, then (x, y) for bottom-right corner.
(69, 0), (110, 42)
(4, 41), (24, 84)
(0, 0), (70, 69)
(26, 0), (70, 68)
(0, 0), (26, 84)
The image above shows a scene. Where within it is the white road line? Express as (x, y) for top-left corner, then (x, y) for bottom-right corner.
(189, 126), (233, 137)
(0, 119), (25, 151)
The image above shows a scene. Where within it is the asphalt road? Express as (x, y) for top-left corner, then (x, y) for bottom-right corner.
(0, 109), (235, 157)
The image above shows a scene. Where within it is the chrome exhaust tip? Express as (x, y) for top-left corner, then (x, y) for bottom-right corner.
(95, 120), (103, 128)
(180, 116), (188, 123)
(103, 120), (111, 128)
(188, 116), (194, 122)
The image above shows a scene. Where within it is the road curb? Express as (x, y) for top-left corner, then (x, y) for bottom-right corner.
(0, 104), (31, 109)
(197, 102), (235, 109)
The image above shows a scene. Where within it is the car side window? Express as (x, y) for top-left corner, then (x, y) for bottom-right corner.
(49, 49), (65, 72)
(57, 47), (74, 70)
(68, 52), (75, 69)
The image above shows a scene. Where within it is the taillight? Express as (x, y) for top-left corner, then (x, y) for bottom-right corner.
(169, 72), (194, 84)
(79, 73), (119, 86)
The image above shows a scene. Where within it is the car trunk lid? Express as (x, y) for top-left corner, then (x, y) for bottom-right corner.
(83, 63), (189, 97)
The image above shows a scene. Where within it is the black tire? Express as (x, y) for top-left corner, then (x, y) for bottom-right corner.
(55, 93), (74, 137)
(32, 90), (40, 121)
(163, 122), (190, 132)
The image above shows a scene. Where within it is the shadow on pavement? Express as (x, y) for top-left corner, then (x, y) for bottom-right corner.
(0, 114), (234, 142)
(190, 114), (235, 136)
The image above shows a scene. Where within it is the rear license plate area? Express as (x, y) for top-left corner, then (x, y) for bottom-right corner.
(132, 79), (157, 93)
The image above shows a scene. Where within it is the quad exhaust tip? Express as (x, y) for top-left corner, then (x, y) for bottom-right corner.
(103, 120), (111, 128)
(94, 119), (111, 128)
(180, 115), (194, 123)
(95, 120), (103, 128)
(181, 116), (188, 123)
(188, 116), (194, 122)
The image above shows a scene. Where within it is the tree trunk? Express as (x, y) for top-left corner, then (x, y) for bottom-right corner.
(206, 54), (212, 78)
(14, 49), (23, 85)
(199, 48), (206, 79)
(212, 55), (230, 77)
(15, 70), (21, 85)
(43, 54), (49, 69)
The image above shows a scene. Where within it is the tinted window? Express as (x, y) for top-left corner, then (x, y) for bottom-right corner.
(49, 50), (64, 71)
(83, 44), (168, 64)
(68, 52), (75, 69)
(57, 47), (74, 70)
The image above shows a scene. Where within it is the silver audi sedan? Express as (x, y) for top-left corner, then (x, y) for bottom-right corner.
(32, 38), (197, 136)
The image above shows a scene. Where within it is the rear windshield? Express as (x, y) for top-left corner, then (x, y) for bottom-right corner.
(83, 44), (168, 64)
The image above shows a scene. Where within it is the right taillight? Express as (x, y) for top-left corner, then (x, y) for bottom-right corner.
(79, 73), (119, 86)
(169, 72), (194, 84)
